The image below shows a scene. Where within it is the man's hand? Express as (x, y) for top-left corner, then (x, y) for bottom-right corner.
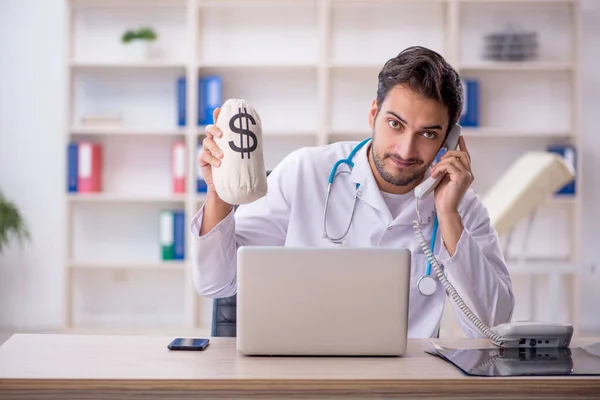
(431, 135), (474, 215)
(430, 136), (474, 256)
(199, 108), (223, 193)
(198, 108), (234, 236)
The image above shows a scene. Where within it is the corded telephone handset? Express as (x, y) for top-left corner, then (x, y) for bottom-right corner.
(412, 124), (574, 349)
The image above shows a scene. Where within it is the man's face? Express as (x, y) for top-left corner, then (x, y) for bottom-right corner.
(368, 85), (449, 193)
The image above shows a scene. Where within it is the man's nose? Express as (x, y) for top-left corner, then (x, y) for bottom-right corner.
(397, 132), (419, 159)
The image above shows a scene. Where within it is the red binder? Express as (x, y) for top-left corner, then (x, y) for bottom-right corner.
(78, 142), (102, 193)
(172, 141), (186, 193)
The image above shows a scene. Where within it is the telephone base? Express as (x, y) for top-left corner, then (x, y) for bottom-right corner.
(491, 321), (574, 348)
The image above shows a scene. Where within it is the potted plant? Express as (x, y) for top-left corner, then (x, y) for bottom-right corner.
(121, 27), (158, 60)
(0, 191), (30, 254)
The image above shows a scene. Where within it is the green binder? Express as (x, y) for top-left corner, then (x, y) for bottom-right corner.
(159, 210), (175, 261)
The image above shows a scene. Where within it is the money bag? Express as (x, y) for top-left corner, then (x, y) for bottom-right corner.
(212, 99), (268, 205)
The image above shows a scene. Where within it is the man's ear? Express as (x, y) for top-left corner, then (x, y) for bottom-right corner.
(368, 99), (378, 130)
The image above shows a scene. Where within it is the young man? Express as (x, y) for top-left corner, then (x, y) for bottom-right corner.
(190, 46), (515, 338)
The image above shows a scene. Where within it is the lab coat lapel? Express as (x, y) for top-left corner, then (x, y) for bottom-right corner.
(349, 141), (393, 224)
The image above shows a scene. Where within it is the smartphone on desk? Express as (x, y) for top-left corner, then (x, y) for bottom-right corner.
(168, 338), (210, 351)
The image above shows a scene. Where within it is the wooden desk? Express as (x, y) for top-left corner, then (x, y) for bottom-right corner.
(0, 334), (599, 399)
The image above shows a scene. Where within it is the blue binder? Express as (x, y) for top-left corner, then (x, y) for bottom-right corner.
(198, 75), (222, 126)
(173, 210), (185, 260)
(459, 79), (479, 127)
(197, 144), (208, 193)
(176, 76), (186, 127)
(548, 145), (576, 195)
(197, 179), (208, 193)
(67, 142), (78, 192)
(176, 75), (222, 127)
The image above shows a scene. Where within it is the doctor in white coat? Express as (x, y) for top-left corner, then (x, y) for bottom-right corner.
(190, 46), (515, 338)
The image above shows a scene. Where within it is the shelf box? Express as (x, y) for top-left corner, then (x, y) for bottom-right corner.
(459, 62), (575, 72)
(461, 128), (573, 138)
(458, 1), (574, 66)
(72, 2), (188, 64)
(73, 68), (184, 130)
(198, 3), (318, 66)
(456, 71), (572, 133)
(200, 62), (318, 69)
(71, 267), (187, 328)
(70, 127), (187, 137)
(66, 136), (188, 198)
(69, 261), (186, 270)
(328, 63), (382, 70)
(70, 202), (188, 264)
(68, 194), (186, 203)
(70, 60), (186, 70)
(330, 1), (446, 66)
(198, 67), (318, 135)
(328, 69), (376, 134)
(199, 0), (314, 8)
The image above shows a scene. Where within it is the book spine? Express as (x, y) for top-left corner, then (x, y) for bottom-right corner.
(159, 210), (175, 261)
(177, 76), (186, 127)
(548, 145), (576, 195)
(67, 142), (78, 192)
(198, 77), (205, 126)
(198, 75), (221, 126)
(173, 210), (185, 261)
(172, 141), (186, 193)
(459, 79), (479, 127)
(78, 142), (102, 193)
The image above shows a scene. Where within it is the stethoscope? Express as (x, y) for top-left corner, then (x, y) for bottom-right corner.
(321, 137), (439, 296)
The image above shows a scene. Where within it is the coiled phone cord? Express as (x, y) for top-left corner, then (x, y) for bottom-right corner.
(413, 198), (508, 347)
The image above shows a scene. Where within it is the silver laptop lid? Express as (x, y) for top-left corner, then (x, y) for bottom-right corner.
(236, 247), (411, 356)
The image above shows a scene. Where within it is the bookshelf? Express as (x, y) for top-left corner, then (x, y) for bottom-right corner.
(64, 0), (582, 334)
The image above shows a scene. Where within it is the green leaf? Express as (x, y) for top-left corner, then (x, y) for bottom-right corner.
(121, 27), (158, 43)
(0, 191), (31, 254)
(121, 30), (136, 43)
(137, 27), (158, 41)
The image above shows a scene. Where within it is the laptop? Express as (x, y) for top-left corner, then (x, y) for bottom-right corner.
(235, 246), (411, 356)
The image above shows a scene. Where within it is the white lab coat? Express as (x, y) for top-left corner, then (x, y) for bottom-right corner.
(190, 140), (515, 338)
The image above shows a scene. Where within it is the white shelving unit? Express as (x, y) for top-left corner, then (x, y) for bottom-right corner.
(64, 0), (582, 334)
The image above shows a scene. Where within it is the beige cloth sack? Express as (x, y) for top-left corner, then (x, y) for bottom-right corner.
(212, 99), (268, 205)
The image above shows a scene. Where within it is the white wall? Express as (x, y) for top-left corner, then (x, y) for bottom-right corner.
(0, 0), (66, 329)
(1, 0), (599, 332)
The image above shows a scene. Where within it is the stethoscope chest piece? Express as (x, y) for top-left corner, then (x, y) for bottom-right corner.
(417, 275), (437, 296)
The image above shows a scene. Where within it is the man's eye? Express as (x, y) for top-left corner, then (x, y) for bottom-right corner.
(388, 120), (400, 129)
(423, 131), (437, 140)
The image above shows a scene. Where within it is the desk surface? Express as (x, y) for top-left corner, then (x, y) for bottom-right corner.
(1, 334), (599, 399)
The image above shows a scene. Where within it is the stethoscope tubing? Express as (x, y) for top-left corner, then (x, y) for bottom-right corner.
(322, 137), (439, 294)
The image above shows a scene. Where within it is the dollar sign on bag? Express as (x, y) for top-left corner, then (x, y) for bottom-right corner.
(228, 107), (258, 159)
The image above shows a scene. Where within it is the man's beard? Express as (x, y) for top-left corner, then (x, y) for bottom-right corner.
(371, 143), (429, 187)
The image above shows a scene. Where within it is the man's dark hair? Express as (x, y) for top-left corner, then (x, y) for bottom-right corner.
(376, 46), (463, 135)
